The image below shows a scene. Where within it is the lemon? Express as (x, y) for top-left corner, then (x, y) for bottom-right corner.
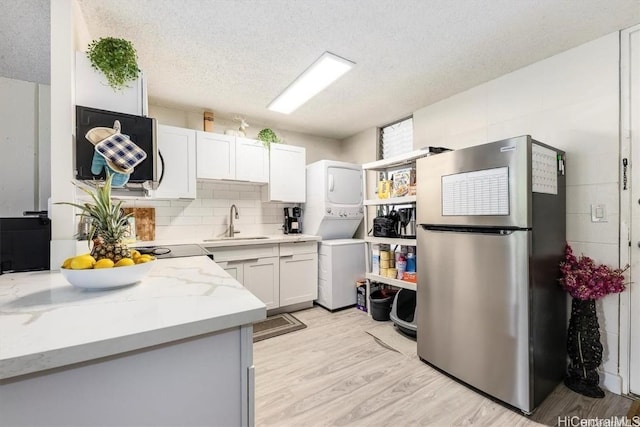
(70, 255), (96, 270)
(114, 258), (135, 267)
(94, 259), (115, 269)
(134, 254), (154, 264)
(61, 257), (73, 269)
(130, 249), (141, 259)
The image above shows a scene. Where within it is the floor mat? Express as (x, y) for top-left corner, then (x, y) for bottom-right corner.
(253, 313), (307, 342)
(365, 322), (417, 358)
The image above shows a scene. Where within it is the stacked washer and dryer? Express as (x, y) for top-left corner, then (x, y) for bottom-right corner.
(304, 160), (365, 311)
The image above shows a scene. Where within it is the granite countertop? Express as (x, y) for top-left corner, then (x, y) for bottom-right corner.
(0, 256), (266, 381)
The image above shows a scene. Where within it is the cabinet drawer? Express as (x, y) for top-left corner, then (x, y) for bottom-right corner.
(207, 244), (279, 262)
(279, 241), (317, 256)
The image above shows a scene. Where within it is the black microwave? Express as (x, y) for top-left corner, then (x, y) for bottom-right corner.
(75, 105), (159, 189)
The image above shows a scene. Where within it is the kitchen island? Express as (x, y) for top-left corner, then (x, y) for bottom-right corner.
(0, 256), (266, 426)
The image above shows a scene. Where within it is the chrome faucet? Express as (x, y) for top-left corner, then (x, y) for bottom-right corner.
(228, 204), (239, 237)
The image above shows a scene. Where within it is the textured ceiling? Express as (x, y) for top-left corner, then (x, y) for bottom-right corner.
(0, 0), (50, 84)
(3, 1), (639, 140)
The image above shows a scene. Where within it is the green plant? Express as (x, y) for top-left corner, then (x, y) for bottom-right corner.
(86, 37), (140, 91)
(256, 128), (280, 149)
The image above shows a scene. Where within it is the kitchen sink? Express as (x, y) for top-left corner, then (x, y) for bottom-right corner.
(203, 236), (270, 242)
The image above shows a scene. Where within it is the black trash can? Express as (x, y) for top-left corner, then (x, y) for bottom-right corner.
(370, 289), (395, 321)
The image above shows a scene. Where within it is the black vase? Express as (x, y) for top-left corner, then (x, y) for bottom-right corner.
(565, 298), (605, 398)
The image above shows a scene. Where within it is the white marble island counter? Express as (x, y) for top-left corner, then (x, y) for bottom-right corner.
(0, 256), (266, 426)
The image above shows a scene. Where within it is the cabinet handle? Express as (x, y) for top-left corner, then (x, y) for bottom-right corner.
(225, 259), (259, 265)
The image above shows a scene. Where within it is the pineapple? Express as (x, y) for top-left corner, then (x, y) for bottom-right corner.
(59, 174), (132, 263)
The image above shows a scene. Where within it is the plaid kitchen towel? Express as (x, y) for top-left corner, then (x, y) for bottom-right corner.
(94, 132), (147, 171)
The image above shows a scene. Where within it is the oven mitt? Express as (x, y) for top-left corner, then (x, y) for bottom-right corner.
(90, 151), (130, 187)
(86, 120), (147, 173)
(84, 123), (133, 175)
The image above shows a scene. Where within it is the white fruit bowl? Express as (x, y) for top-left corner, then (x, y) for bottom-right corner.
(60, 260), (156, 290)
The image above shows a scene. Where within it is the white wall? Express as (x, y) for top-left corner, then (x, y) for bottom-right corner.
(0, 77), (39, 216)
(412, 32), (622, 392)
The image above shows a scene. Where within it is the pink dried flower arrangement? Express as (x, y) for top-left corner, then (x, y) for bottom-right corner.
(560, 244), (628, 300)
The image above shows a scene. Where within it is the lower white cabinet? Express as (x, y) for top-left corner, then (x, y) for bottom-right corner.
(243, 257), (279, 310)
(279, 241), (318, 306)
(153, 125), (197, 199)
(210, 245), (280, 310)
(209, 241), (318, 310)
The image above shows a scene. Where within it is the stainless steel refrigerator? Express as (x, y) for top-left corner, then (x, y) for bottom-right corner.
(416, 135), (566, 414)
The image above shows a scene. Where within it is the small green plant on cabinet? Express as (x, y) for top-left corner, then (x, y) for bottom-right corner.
(86, 37), (140, 91)
(257, 128), (281, 149)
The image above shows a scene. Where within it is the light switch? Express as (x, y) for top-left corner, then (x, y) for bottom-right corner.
(591, 204), (607, 223)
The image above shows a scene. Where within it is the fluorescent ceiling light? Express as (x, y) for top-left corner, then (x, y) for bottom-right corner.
(268, 52), (355, 114)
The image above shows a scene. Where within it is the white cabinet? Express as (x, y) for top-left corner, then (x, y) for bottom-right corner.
(207, 240), (318, 310)
(264, 144), (306, 203)
(243, 257), (280, 310)
(196, 132), (236, 180)
(210, 244), (281, 310)
(279, 242), (318, 306)
(196, 133), (269, 183)
(235, 137), (269, 183)
(153, 125), (196, 199)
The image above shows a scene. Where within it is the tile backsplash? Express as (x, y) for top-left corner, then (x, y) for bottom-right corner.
(123, 181), (295, 241)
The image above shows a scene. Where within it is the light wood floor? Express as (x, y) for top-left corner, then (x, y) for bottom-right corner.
(254, 307), (634, 427)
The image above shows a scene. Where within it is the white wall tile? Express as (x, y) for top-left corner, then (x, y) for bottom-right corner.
(567, 242), (619, 267)
(565, 151), (619, 186)
(541, 33), (619, 111)
(566, 213), (619, 245)
(566, 183), (619, 215)
(487, 62), (544, 124)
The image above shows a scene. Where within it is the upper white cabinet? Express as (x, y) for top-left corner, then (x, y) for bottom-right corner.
(235, 137), (269, 183)
(264, 144), (306, 203)
(196, 132), (236, 180)
(153, 125), (197, 199)
(75, 52), (147, 116)
(196, 133), (268, 183)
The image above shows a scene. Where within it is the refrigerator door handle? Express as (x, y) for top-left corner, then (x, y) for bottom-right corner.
(419, 224), (522, 235)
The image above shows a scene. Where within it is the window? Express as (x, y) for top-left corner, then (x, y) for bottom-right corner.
(379, 117), (413, 160)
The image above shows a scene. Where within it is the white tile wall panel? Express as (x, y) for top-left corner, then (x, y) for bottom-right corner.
(486, 112), (547, 143)
(441, 85), (488, 134)
(444, 126), (488, 150)
(568, 242), (620, 267)
(541, 33), (619, 111)
(564, 151), (619, 186)
(566, 183), (620, 215)
(487, 62), (544, 124)
(567, 213), (619, 245)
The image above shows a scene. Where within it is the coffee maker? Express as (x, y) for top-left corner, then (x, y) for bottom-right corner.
(284, 207), (302, 234)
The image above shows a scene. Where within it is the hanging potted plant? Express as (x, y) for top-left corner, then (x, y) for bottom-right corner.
(559, 244), (628, 398)
(256, 128), (281, 149)
(86, 37), (140, 91)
